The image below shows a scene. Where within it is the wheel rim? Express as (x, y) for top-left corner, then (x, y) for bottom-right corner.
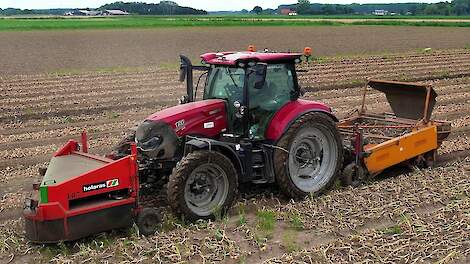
(184, 163), (229, 217)
(288, 126), (338, 193)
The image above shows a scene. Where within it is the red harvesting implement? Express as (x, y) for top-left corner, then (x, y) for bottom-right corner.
(24, 132), (159, 242)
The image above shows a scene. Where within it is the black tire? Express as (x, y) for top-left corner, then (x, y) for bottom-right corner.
(340, 163), (364, 187)
(168, 150), (238, 221)
(274, 112), (343, 199)
(412, 150), (436, 169)
(423, 150), (436, 168)
(136, 208), (161, 236)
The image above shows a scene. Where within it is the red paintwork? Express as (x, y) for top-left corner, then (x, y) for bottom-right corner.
(54, 140), (78, 157)
(25, 140), (139, 222)
(81, 131), (88, 153)
(201, 52), (302, 66)
(147, 99), (227, 137)
(265, 99), (334, 141)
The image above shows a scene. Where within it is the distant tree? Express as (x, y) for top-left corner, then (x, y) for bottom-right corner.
(252, 6), (263, 15)
(321, 5), (334, 15)
(262, 8), (276, 15)
(98, 1), (207, 15)
(452, 0), (470, 15)
(297, 0), (311, 15)
(424, 4), (438, 15)
(435, 2), (451, 15)
(240, 9), (249, 14)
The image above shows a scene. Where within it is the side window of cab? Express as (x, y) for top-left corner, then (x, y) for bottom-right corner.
(249, 64), (296, 139)
(250, 64), (295, 111)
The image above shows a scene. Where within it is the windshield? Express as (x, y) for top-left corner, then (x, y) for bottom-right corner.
(203, 63), (297, 138)
(204, 66), (245, 102)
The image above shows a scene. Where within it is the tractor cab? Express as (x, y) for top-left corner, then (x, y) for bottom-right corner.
(180, 51), (303, 140)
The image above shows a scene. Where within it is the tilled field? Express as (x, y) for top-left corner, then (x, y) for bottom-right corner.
(0, 48), (469, 263)
(1, 26), (470, 75)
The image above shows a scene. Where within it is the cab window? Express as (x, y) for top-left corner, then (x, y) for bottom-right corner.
(204, 66), (246, 135)
(204, 66), (245, 102)
(249, 63), (296, 139)
(250, 64), (295, 111)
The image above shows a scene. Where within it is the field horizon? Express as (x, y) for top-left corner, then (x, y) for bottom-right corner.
(0, 15), (470, 31)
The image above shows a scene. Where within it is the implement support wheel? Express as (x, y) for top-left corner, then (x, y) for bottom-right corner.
(136, 208), (161, 236)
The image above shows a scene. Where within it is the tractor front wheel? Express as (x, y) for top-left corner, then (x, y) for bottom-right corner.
(168, 150), (238, 221)
(274, 112), (343, 199)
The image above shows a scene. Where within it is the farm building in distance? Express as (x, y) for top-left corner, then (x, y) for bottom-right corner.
(102, 10), (130, 16)
(372, 9), (389, 16)
(64, 9), (129, 16)
(280, 8), (297, 16)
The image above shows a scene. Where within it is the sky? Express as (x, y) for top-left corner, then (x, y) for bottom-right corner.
(0, 0), (442, 11)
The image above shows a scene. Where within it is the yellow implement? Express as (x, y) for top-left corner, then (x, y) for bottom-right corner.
(338, 80), (451, 185)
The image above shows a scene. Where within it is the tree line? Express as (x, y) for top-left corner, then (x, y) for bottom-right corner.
(278, 0), (470, 16)
(0, 8), (72, 16)
(0, 1), (207, 16)
(99, 1), (207, 15)
(1, 0), (469, 16)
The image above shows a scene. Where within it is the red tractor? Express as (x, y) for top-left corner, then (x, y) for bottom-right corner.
(111, 51), (344, 220)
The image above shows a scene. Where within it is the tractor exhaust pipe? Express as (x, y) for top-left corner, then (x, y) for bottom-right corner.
(179, 55), (194, 103)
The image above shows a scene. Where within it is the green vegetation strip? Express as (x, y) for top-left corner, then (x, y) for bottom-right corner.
(0, 16), (469, 31)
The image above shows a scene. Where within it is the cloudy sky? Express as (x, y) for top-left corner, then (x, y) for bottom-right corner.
(0, 0), (441, 11)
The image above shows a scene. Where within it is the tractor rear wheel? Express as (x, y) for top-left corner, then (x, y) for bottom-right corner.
(168, 150), (238, 221)
(274, 112), (343, 199)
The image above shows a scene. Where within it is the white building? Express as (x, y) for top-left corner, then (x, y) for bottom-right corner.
(77, 10), (102, 16)
(64, 9), (129, 16)
(373, 10), (389, 16)
(103, 10), (130, 16)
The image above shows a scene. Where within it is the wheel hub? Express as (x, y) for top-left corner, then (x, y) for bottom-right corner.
(295, 143), (322, 172)
(189, 174), (210, 195)
(293, 137), (323, 176)
(287, 126), (337, 193)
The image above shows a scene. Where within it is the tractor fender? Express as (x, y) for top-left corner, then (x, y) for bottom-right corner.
(185, 138), (245, 179)
(265, 99), (338, 142)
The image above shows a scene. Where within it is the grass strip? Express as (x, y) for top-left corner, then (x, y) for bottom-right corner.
(0, 16), (469, 31)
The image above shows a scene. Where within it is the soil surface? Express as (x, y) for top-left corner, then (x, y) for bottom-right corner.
(0, 26), (470, 75)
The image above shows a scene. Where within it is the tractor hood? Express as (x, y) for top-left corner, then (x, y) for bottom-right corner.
(146, 99), (228, 137)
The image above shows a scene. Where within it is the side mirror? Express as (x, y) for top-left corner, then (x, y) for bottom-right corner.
(179, 55), (194, 102)
(253, 63), (267, 90)
(179, 66), (186, 82)
(179, 57), (188, 82)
